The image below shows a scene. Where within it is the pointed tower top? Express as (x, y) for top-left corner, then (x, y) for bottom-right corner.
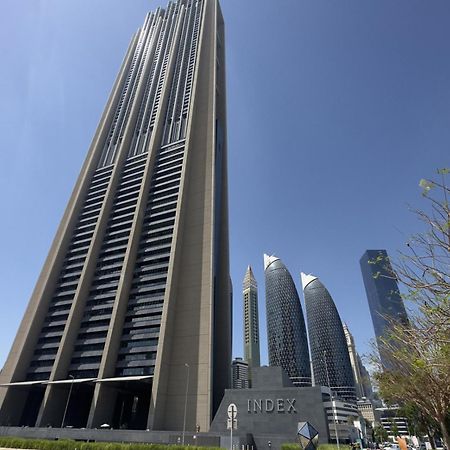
(243, 265), (257, 289)
(342, 322), (353, 342)
(264, 254), (280, 271)
(300, 272), (318, 290)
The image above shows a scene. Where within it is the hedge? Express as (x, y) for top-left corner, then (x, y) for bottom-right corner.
(282, 445), (341, 450)
(0, 437), (221, 450)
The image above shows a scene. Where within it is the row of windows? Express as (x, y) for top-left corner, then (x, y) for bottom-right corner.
(26, 372), (50, 381)
(122, 324), (160, 335)
(120, 339), (158, 349)
(71, 355), (102, 365)
(74, 343), (105, 352)
(68, 369), (98, 379)
(30, 360), (55, 368)
(117, 352), (156, 362)
(116, 366), (153, 377)
(77, 330), (108, 340)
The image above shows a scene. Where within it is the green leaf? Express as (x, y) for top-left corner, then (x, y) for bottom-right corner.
(419, 179), (434, 191)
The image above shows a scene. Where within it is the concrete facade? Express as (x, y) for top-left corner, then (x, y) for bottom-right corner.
(0, 0), (230, 433)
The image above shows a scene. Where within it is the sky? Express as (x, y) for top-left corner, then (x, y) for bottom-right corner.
(0, 0), (449, 370)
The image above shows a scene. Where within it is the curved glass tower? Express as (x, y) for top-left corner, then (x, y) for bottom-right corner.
(264, 254), (311, 386)
(301, 273), (356, 402)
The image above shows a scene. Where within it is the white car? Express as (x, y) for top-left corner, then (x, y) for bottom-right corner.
(384, 445), (400, 450)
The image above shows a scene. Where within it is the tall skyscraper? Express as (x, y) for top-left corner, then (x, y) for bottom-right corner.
(343, 323), (365, 399)
(243, 266), (260, 381)
(0, 0), (230, 433)
(301, 273), (356, 403)
(358, 356), (374, 399)
(360, 250), (408, 366)
(264, 255), (311, 387)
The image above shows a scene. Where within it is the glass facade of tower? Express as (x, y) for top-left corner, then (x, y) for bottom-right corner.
(264, 256), (311, 387)
(303, 277), (356, 403)
(0, 0), (230, 433)
(360, 250), (408, 366)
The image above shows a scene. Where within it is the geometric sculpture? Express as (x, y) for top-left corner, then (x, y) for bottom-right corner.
(297, 422), (319, 450)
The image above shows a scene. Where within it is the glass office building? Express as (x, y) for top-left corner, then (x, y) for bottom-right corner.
(360, 250), (408, 367)
(264, 255), (311, 386)
(301, 273), (356, 403)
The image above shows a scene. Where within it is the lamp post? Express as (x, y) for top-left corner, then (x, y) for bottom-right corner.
(61, 375), (75, 428)
(182, 363), (190, 445)
(323, 351), (340, 450)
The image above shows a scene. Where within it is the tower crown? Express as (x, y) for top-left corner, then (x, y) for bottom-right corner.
(300, 272), (318, 290)
(243, 265), (257, 289)
(263, 253), (280, 271)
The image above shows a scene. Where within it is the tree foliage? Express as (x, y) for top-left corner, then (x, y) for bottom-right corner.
(373, 425), (388, 443)
(372, 169), (450, 450)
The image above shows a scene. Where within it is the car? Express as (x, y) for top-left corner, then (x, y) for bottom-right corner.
(383, 445), (399, 450)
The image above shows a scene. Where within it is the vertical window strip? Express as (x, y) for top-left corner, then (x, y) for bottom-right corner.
(97, 16), (153, 168)
(27, 168), (113, 377)
(128, 11), (170, 158)
(162, 0), (203, 145)
(116, 142), (185, 374)
(69, 156), (147, 372)
(162, 1), (191, 145)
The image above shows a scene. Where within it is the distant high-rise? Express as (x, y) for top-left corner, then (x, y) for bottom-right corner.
(242, 266), (260, 384)
(0, 0), (230, 433)
(358, 355), (374, 399)
(264, 255), (311, 387)
(231, 358), (249, 390)
(301, 273), (356, 403)
(360, 250), (408, 366)
(343, 323), (365, 399)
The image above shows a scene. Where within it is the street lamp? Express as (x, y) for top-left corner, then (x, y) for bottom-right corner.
(323, 351), (340, 450)
(61, 375), (75, 428)
(182, 363), (190, 445)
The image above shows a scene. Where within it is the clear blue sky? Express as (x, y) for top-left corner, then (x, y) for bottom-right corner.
(0, 0), (449, 369)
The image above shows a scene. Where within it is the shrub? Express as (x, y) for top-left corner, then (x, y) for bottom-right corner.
(0, 437), (221, 450)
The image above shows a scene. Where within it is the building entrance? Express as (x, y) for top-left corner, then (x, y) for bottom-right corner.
(110, 380), (152, 430)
